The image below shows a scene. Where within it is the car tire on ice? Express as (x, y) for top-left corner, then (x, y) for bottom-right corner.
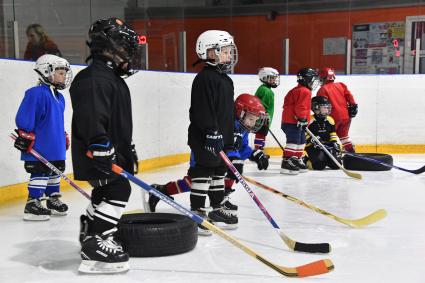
(116, 212), (198, 257)
(343, 153), (393, 171)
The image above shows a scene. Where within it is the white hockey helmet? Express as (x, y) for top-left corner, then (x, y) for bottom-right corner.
(258, 67), (280, 88)
(34, 54), (73, 90)
(195, 30), (237, 72)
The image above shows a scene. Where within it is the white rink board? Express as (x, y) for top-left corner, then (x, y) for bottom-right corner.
(1, 58), (424, 186)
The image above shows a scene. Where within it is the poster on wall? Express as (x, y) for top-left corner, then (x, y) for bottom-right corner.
(352, 22), (405, 74)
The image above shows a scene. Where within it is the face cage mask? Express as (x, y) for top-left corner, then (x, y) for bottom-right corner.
(36, 66), (73, 90)
(314, 104), (332, 119)
(207, 44), (238, 73)
(263, 75), (280, 88)
(308, 77), (320, 90)
(239, 111), (267, 133)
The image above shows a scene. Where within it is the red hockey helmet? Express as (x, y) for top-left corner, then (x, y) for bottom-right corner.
(319, 67), (335, 82)
(235, 93), (267, 133)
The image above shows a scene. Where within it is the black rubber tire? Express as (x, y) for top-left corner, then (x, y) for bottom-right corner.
(116, 213), (198, 257)
(343, 153), (393, 171)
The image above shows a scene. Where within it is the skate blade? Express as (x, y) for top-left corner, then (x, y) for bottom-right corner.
(23, 213), (50, 221)
(280, 169), (299, 175)
(50, 210), (67, 216)
(298, 169), (308, 173)
(211, 222), (238, 230)
(197, 229), (213, 236)
(78, 260), (130, 274)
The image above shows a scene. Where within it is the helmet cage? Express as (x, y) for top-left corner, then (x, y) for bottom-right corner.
(206, 44), (238, 73)
(238, 110), (268, 133)
(312, 102), (332, 119)
(35, 56), (73, 90)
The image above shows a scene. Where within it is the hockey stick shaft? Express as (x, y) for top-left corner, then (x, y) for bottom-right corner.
(219, 151), (330, 254)
(108, 162), (334, 277)
(10, 134), (91, 199)
(267, 128), (285, 151)
(244, 176), (387, 228)
(305, 128), (362, 179)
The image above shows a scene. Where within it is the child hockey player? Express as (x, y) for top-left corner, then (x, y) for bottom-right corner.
(148, 94), (269, 235)
(14, 54), (72, 221)
(254, 67), (280, 150)
(70, 17), (140, 274)
(280, 67), (319, 175)
(317, 67), (358, 152)
(304, 96), (342, 170)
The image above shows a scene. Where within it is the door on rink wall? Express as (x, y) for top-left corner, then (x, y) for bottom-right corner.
(404, 16), (425, 74)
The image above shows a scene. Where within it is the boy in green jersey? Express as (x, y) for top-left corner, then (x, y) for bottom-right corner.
(254, 67), (280, 149)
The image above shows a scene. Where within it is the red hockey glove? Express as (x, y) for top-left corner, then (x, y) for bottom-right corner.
(14, 129), (35, 153)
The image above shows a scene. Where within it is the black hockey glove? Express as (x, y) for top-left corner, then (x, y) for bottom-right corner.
(14, 129), (35, 153)
(131, 142), (139, 174)
(311, 136), (322, 149)
(331, 142), (342, 157)
(226, 157), (244, 182)
(296, 117), (308, 129)
(249, 149), (269, 170)
(88, 141), (117, 175)
(348, 104), (358, 118)
(233, 131), (243, 151)
(204, 130), (224, 156)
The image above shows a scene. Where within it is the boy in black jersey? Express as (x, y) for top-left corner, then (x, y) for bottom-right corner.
(188, 30), (238, 233)
(304, 96), (342, 170)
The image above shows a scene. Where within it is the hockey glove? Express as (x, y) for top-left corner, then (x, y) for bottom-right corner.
(65, 132), (70, 150)
(14, 129), (35, 153)
(204, 130), (224, 156)
(296, 117), (308, 129)
(311, 136), (321, 149)
(249, 149), (269, 170)
(348, 104), (358, 118)
(331, 142), (342, 158)
(226, 157), (244, 182)
(233, 131), (243, 151)
(131, 142), (139, 174)
(88, 141), (116, 175)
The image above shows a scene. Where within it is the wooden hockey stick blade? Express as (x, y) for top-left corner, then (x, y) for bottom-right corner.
(342, 167), (362, 179)
(201, 220), (334, 277)
(244, 176), (387, 228)
(279, 231), (331, 253)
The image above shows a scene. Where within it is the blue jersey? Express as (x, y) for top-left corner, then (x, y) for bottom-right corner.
(15, 84), (66, 161)
(190, 120), (253, 167)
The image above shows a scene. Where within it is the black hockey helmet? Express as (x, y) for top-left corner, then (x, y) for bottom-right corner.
(311, 96), (332, 119)
(87, 17), (140, 77)
(297, 67), (319, 90)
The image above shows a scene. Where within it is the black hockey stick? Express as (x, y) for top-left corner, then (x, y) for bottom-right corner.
(323, 144), (425, 175)
(267, 128), (285, 151)
(219, 151), (331, 254)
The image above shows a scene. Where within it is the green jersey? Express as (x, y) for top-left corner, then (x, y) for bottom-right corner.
(255, 84), (275, 122)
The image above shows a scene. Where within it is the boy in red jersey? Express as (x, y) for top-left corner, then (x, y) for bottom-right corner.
(280, 68), (319, 175)
(317, 67), (357, 152)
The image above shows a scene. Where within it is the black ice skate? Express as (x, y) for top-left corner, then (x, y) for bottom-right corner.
(46, 192), (68, 215)
(280, 157), (300, 175)
(292, 157), (309, 173)
(192, 208), (213, 236)
(148, 184), (174, 212)
(79, 227), (129, 274)
(222, 188), (238, 215)
(79, 215), (89, 244)
(23, 197), (51, 221)
(208, 206), (238, 230)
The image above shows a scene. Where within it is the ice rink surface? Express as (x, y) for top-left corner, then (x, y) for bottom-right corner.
(0, 155), (424, 283)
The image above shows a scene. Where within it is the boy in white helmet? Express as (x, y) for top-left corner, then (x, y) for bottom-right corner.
(254, 67), (280, 150)
(188, 30), (239, 233)
(14, 54), (73, 221)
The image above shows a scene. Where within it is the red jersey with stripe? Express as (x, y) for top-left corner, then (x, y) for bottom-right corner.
(281, 84), (312, 124)
(317, 82), (356, 121)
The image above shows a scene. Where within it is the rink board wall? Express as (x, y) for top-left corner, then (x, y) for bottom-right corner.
(1, 58), (424, 188)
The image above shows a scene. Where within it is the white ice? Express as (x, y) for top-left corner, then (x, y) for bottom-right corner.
(0, 155), (424, 283)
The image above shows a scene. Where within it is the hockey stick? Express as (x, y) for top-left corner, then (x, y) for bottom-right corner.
(305, 128), (362, 179)
(9, 134), (91, 199)
(341, 150), (425, 175)
(243, 176), (387, 228)
(267, 128), (285, 151)
(219, 151), (331, 254)
(102, 160), (334, 278)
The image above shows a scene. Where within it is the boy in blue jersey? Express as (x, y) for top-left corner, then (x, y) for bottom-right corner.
(147, 94), (269, 235)
(14, 54), (73, 221)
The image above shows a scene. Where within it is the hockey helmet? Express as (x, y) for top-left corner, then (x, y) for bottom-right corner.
(297, 67), (319, 90)
(319, 67), (336, 83)
(311, 96), (332, 119)
(235, 93), (267, 133)
(34, 54), (73, 90)
(87, 17), (140, 77)
(195, 30), (238, 73)
(258, 67), (280, 88)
